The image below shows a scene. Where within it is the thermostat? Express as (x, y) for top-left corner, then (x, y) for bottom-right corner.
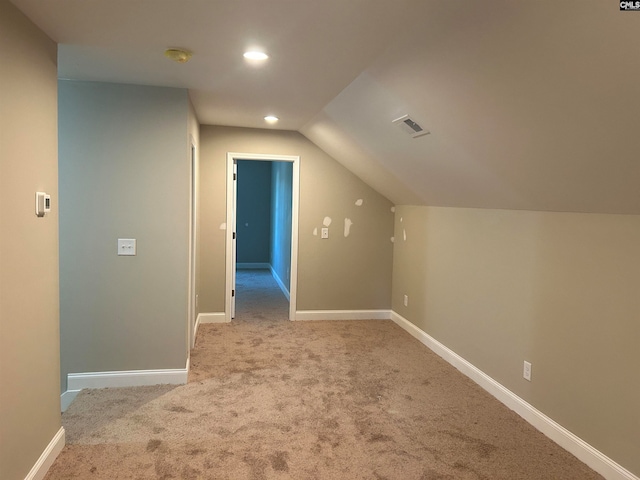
(35, 192), (51, 217)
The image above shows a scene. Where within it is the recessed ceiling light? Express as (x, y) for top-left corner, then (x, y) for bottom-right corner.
(264, 115), (279, 124)
(164, 48), (193, 63)
(244, 51), (269, 61)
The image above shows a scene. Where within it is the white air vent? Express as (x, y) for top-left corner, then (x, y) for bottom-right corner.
(392, 114), (430, 138)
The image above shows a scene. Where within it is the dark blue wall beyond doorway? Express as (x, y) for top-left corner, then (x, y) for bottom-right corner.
(270, 161), (293, 290)
(237, 160), (272, 263)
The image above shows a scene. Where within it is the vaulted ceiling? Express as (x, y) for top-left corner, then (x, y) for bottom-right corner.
(12, 0), (640, 213)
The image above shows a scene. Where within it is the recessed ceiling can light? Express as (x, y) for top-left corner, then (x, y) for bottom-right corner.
(164, 48), (193, 63)
(264, 115), (279, 123)
(244, 51), (269, 61)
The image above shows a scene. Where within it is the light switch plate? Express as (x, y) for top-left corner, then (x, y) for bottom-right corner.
(117, 238), (136, 256)
(321, 227), (329, 239)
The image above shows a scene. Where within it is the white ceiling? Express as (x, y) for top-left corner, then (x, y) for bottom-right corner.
(12, 0), (416, 130)
(12, 0), (640, 213)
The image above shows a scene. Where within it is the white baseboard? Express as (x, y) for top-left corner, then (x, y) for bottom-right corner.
(60, 389), (81, 412)
(390, 311), (638, 480)
(68, 366), (188, 391)
(295, 310), (391, 321)
(65, 357), (190, 398)
(193, 312), (226, 345)
(237, 263), (270, 269)
(270, 266), (290, 301)
(24, 426), (65, 480)
(197, 312), (228, 324)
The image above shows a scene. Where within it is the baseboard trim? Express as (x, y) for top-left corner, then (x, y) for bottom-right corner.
(68, 366), (188, 391)
(270, 266), (290, 301)
(24, 426), (65, 480)
(237, 263), (270, 269)
(197, 312), (228, 324)
(295, 310), (391, 321)
(60, 389), (81, 412)
(390, 311), (638, 480)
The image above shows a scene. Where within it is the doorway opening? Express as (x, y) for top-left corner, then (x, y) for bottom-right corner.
(225, 153), (300, 322)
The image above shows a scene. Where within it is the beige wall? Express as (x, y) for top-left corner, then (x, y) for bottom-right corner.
(58, 81), (191, 390)
(392, 205), (640, 476)
(0, 2), (61, 479)
(198, 125), (394, 314)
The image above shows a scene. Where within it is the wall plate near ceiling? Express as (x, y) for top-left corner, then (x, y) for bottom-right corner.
(392, 114), (430, 138)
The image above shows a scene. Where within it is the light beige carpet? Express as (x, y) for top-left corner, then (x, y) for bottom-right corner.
(44, 270), (604, 479)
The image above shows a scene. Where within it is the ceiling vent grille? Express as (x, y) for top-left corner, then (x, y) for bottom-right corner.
(392, 114), (430, 138)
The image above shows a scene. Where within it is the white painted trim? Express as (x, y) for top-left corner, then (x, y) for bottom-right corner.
(188, 138), (198, 351)
(226, 152), (300, 322)
(24, 426), (65, 480)
(194, 312), (202, 342)
(68, 367), (187, 390)
(289, 158), (300, 322)
(390, 311), (639, 480)
(270, 265), (290, 301)
(295, 310), (391, 321)
(197, 312), (228, 324)
(60, 389), (81, 412)
(63, 359), (191, 411)
(237, 262), (270, 269)
(194, 312), (227, 345)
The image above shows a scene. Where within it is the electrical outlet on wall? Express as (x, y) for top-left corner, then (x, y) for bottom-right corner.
(117, 238), (136, 256)
(403, 295), (409, 307)
(523, 361), (532, 381)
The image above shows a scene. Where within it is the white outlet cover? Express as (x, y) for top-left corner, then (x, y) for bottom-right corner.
(523, 361), (532, 381)
(118, 238), (136, 256)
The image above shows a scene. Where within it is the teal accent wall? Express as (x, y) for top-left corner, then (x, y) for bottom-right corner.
(270, 162), (293, 291)
(237, 161), (272, 263)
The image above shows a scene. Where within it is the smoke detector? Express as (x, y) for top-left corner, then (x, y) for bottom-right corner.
(392, 115), (430, 138)
(164, 48), (193, 63)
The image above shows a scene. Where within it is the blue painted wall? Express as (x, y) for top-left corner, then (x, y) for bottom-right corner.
(270, 162), (293, 291)
(236, 161), (272, 263)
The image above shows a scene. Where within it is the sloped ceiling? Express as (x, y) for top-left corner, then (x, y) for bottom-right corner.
(303, 1), (640, 212)
(11, 0), (640, 213)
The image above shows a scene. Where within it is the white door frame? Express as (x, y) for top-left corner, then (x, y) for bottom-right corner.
(225, 152), (299, 321)
(188, 138), (198, 349)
